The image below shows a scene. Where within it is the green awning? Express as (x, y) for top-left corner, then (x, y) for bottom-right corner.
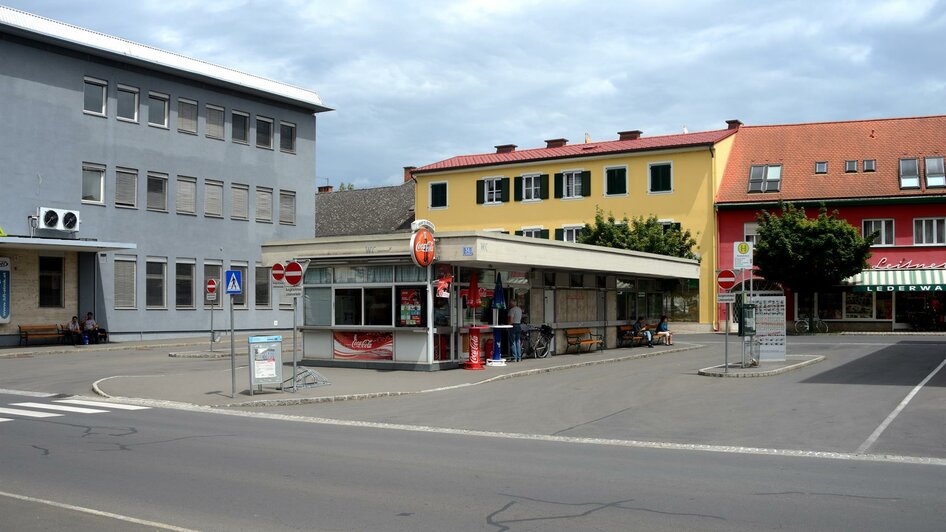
(841, 269), (946, 292)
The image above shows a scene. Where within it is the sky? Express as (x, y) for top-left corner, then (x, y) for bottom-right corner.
(5, 0), (946, 188)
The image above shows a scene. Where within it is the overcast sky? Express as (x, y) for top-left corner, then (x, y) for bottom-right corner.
(6, 0), (945, 188)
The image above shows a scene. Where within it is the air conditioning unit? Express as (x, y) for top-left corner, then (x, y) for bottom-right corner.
(37, 207), (80, 232)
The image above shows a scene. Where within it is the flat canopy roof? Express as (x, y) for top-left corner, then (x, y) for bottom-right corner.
(262, 231), (700, 280)
(0, 236), (137, 253)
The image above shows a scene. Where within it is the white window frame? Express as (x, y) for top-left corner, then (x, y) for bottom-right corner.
(279, 121), (296, 153)
(115, 167), (138, 208)
(175, 259), (196, 309)
(205, 104), (225, 140)
(204, 179), (224, 218)
(744, 222), (760, 246)
(256, 187), (273, 223)
(925, 156), (945, 188)
(148, 92), (169, 129)
(648, 161), (673, 194)
(177, 98), (197, 134)
(522, 174), (541, 201)
(279, 190), (296, 225)
(563, 170), (583, 199)
(899, 158), (920, 188)
(563, 225), (583, 243)
(83, 77), (107, 116)
(114, 255), (137, 309)
(429, 182), (448, 209)
(914, 217), (946, 245)
(175, 176), (197, 215)
(521, 227), (543, 238)
(230, 261), (249, 309)
(147, 172), (168, 212)
(231, 183), (249, 220)
(145, 257), (167, 309)
(748, 164), (782, 193)
(604, 165), (628, 197)
(862, 219), (894, 247)
(81, 163), (105, 205)
(116, 84), (139, 122)
(484, 177), (502, 204)
(232, 110), (249, 144)
(256, 116), (273, 149)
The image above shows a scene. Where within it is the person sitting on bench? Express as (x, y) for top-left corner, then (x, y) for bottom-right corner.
(67, 315), (83, 345)
(633, 316), (654, 348)
(83, 312), (101, 344)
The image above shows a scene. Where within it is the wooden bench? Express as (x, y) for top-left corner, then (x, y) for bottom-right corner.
(618, 325), (648, 347)
(18, 324), (65, 346)
(564, 328), (603, 353)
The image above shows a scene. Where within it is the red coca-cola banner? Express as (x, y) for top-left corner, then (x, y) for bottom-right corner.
(333, 331), (394, 360)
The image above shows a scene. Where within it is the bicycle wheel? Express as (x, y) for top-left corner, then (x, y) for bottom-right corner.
(815, 320), (828, 334)
(794, 319), (809, 334)
(534, 335), (551, 358)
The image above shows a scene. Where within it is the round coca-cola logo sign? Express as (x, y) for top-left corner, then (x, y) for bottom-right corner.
(410, 228), (436, 268)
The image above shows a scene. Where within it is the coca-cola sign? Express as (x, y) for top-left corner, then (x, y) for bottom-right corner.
(334, 331), (393, 360)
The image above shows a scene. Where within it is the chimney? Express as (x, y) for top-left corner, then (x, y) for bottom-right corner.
(403, 166), (416, 182)
(726, 119), (743, 130)
(494, 144), (517, 154)
(617, 130), (642, 141)
(545, 138), (568, 149)
(317, 185), (334, 194)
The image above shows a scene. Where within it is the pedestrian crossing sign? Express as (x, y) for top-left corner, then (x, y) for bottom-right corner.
(225, 270), (242, 295)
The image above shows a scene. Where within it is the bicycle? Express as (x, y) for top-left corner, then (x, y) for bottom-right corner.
(794, 317), (828, 334)
(521, 324), (554, 358)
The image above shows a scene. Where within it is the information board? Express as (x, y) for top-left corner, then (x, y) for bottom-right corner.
(248, 335), (283, 386)
(747, 295), (786, 361)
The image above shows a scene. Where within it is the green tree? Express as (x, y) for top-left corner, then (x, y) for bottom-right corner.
(579, 208), (699, 260)
(754, 202), (875, 331)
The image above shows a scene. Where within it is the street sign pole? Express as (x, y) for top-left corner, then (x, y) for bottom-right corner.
(230, 290), (235, 399)
(725, 301), (730, 373)
(292, 295), (298, 392)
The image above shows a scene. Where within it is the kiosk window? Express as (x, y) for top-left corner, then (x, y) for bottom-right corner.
(304, 287), (331, 325)
(365, 287), (393, 326)
(397, 286), (428, 327)
(334, 288), (362, 325)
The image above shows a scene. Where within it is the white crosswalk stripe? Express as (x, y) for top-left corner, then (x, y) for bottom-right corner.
(55, 399), (151, 410)
(0, 407), (62, 418)
(12, 402), (108, 414)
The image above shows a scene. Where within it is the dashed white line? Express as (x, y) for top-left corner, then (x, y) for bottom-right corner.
(0, 407), (62, 418)
(0, 489), (199, 532)
(856, 357), (946, 455)
(55, 399), (151, 410)
(12, 402), (108, 414)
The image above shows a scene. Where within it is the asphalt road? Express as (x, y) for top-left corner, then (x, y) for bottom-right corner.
(1, 391), (944, 532)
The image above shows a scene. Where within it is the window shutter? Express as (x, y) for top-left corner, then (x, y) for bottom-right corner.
(204, 182), (223, 216)
(540, 174), (550, 200)
(540, 229), (550, 239)
(554, 228), (564, 241)
(176, 179), (196, 213)
(206, 106), (225, 138)
(231, 186), (248, 219)
(115, 170), (137, 207)
(514, 176), (522, 201)
(476, 180), (485, 204)
(279, 191), (296, 224)
(581, 171), (591, 197)
(256, 189), (273, 222)
(114, 260), (136, 308)
(554, 173), (563, 198)
(501, 177), (510, 202)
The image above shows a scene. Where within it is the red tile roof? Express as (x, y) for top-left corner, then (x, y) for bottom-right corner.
(413, 128), (738, 173)
(717, 116), (946, 204)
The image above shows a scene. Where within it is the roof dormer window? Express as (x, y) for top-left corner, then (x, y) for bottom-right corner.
(815, 161), (828, 174)
(844, 160), (857, 173)
(863, 159), (876, 172)
(925, 156), (945, 188)
(899, 158), (920, 188)
(748, 164), (781, 193)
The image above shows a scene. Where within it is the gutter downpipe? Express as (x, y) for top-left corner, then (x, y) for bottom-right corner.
(710, 145), (720, 332)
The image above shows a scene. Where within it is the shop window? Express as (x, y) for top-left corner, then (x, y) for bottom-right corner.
(396, 286), (427, 327)
(844, 292), (872, 319)
(395, 265), (425, 282)
(366, 287), (393, 326)
(335, 288), (362, 325)
(39, 256), (64, 308)
(875, 292), (892, 320)
(304, 267), (333, 284)
(819, 291), (843, 319)
(304, 287), (331, 325)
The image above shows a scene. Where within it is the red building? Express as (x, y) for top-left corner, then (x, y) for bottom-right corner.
(716, 116), (946, 331)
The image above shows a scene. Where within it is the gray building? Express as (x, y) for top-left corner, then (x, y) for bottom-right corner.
(0, 7), (330, 344)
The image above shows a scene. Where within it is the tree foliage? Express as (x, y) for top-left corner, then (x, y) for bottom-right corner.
(579, 208), (699, 260)
(755, 202), (875, 323)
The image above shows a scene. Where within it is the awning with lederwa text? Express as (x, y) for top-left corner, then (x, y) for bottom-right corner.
(840, 269), (946, 292)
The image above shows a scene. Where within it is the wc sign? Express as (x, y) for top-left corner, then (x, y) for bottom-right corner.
(0, 257), (10, 324)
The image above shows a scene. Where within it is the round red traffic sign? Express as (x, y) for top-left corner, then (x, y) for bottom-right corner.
(284, 261), (303, 286)
(717, 269), (737, 291)
(206, 279), (217, 293)
(271, 262), (285, 282)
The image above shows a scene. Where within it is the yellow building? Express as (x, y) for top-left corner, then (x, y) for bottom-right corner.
(411, 121), (740, 326)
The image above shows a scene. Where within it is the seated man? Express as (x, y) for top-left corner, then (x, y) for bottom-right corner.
(633, 316), (654, 348)
(83, 311), (101, 344)
(67, 315), (83, 345)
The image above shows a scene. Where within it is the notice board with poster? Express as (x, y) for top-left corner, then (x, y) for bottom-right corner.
(248, 335), (283, 386)
(747, 295), (786, 361)
(397, 286), (427, 327)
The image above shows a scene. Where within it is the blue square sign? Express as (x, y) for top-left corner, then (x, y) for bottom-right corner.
(225, 270), (243, 295)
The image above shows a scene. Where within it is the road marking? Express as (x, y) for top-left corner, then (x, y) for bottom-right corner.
(856, 357), (946, 455)
(0, 489), (198, 532)
(0, 407), (62, 418)
(0, 418), (11, 423)
(55, 399), (150, 410)
(11, 402), (108, 414)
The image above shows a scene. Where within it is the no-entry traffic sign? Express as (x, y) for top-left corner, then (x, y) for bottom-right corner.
(717, 269), (737, 291)
(284, 261), (303, 286)
(206, 279), (217, 293)
(271, 262), (285, 284)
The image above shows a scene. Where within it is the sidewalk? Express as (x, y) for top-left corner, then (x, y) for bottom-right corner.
(0, 333), (818, 409)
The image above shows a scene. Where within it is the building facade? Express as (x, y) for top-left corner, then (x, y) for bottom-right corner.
(716, 116), (946, 331)
(411, 124), (739, 326)
(0, 7), (330, 344)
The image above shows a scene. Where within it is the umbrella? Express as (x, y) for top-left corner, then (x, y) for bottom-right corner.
(467, 270), (481, 309)
(492, 273), (506, 309)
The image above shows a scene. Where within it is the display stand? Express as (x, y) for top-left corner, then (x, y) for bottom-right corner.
(487, 324), (512, 366)
(464, 326), (487, 370)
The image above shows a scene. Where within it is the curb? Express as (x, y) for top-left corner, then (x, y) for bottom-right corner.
(698, 355), (824, 377)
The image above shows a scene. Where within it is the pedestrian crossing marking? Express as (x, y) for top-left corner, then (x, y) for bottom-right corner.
(55, 399), (151, 410)
(12, 402), (108, 414)
(0, 407), (62, 418)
